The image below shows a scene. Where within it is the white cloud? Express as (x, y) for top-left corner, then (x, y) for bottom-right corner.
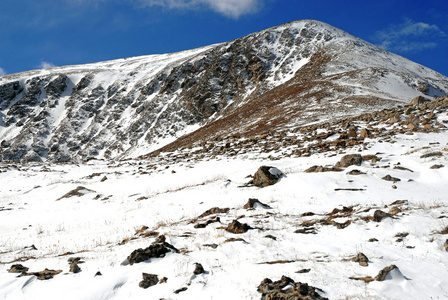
(0, 67), (6, 76)
(39, 61), (57, 69)
(374, 18), (446, 53)
(140, 0), (260, 18)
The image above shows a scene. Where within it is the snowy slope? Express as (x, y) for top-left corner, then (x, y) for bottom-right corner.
(1, 20), (448, 163)
(1, 97), (448, 299)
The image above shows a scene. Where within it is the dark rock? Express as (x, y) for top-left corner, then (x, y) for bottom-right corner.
(347, 169), (366, 175)
(139, 273), (158, 289)
(253, 166), (284, 187)
(296, 269), (311, 274)
(374, 265), (399, 281)
(368, 238), (378, 242)
(95, 271), (102, 276)
(295, 227), (317, 234)
(243, 198), (271, 209)
(174, 287), (188, 294)
(225, 219), (251, 234)
(8, 264), (29, 274)
(193, 263), (205, 275)
(127, 238), (179, 265)
(224, 237), (248, 243)
(382, 175), (401, 182)
(257, 276), (328, 300)
(70, 262), (81, 273)
(203, 243), (218, 249)
(373, 210), (391, 222)
(335, 154), (363, 168)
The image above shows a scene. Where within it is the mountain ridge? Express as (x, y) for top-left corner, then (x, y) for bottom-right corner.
(1, 19), (447, 162)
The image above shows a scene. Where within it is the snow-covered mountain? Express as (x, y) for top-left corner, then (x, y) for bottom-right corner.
(1, 20), (447, 162)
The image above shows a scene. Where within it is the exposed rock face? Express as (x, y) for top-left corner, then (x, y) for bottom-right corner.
(1, 20), (448, 162)
(253, 166), (284, 187)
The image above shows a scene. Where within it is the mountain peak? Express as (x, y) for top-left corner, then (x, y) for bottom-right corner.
(1, 21), (448, 162)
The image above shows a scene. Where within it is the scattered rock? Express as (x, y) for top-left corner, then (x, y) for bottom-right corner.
(444, 240), (448, 252)
(243, 198), (271, 209)
(8, 264), (29, 274)
(305, 165), (342, 172)
(139, 273), (159, 289)
(373, 210), (391, 222)
(194, 216), (220, 228)
(393, 166), (414, 172)
(203, 243), (218, 249)
(368, 238), (378, 242)
(389, 206), (402, 215)
(430, 164), (444, 169)
(252, 166), (284, 187)
(382, 175), (401, 182)
(224, 237), (248, 243)
(57, 186), (95, 201)
(352, 253), (369, 267)
(374, 265), (399, 281)
(257, 276), (328, 300)
(335, 154), (363, 168)
(70, 261), (81, 273)
(295, 227), (317, 234)
(193, 263), (205, 275)
(198, 207), (230, 218)
(420, 151), (443, 159)
(174, 287), (188, 294)
(19, 268), (63, 280)
(225, 219), (251, 234)
(362, 154), (381, 162)
(296, 268), (311, 274)
(409, 95), (430, 106)
(264, 235), (277, 240)
(100, 176), (108, 182)
(347, 169), (366, 175)
(127, 236), (179, 265)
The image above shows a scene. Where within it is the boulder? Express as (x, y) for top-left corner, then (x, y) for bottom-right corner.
(8, 264), (29, 274)
(127, 236), (178, 265)
(257, 276), (328, 300)
(193, 263), (205, 275)
(382, 175), (401, 182)
(335, 154), (363, 168)
(139, 273), (158, 289)
(352, 253), (369, 267)
(243, 198), (271, 209)
(373, 210), (391, 222)
(253, 166), (284, 187)
(225, 220), (251, 234)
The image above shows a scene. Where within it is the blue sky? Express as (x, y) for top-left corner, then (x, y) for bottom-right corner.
(1, 0), (447, 76)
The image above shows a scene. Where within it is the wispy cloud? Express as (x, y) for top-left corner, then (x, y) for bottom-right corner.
(39, 61), (57, 69)
(374, 18), (446, 53)
(0, 67), (6, 76)
(139, 0), (261, 18)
